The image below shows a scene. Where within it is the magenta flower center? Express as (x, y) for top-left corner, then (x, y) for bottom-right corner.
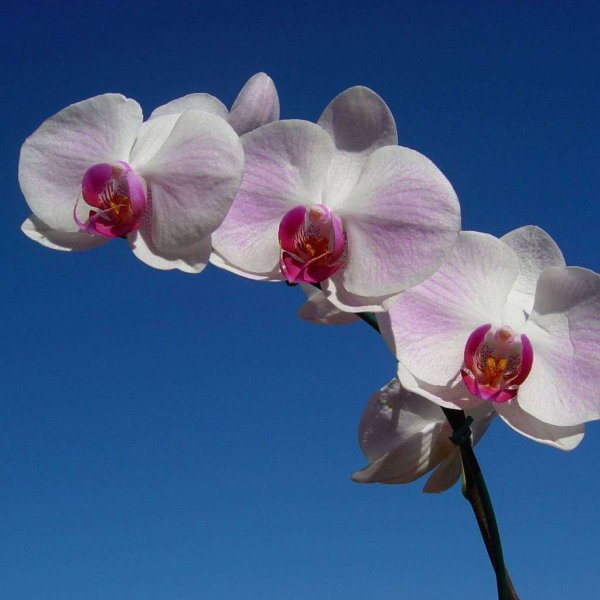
(461, 324), (533, 403)
(278, 204), (347, 284)
(75, 162), (147, 238)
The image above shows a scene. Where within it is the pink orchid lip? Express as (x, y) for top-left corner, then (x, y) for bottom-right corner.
(75, 161), (147, 238)
(278, 203), (347, 284)
(461, 324), (534, 404)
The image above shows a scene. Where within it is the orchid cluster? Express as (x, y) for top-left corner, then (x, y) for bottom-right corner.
(19, 73), (600, 595)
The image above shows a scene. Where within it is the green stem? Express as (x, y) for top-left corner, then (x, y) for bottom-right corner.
(357, 311), (380, 333)
(304, 286), (517, 597)
(442, 407), (518, 600)
(352, 305), (518, 600)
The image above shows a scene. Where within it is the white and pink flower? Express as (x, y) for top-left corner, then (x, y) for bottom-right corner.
(211, 86), (461, 311)
(353, 379), (495, 493)
(377, 226), (600, 447)
(19, 93), (245, 272)
(18, 73), (279, 273)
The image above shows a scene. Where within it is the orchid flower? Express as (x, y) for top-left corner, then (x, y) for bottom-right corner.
(19, 90), (250, 273)
(211, 86), (461, 311)
(377, 226), (599, 447)
(353, 379), (495, 493)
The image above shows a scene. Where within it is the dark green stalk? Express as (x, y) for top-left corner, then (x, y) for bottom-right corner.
(442, 407), (518, 600)
(357, 311), (380, 332)
(304, 283), (516, 597)
(352, 303), (517, 600)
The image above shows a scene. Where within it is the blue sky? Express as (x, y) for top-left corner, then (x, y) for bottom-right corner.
(2, 1), (599, 598)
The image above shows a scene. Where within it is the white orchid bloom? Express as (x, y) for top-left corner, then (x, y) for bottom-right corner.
(377, 226), (599, 448)
(20, 93), (245, 273)
(353, 379), (495, 493)
(211, 86), (461, 311)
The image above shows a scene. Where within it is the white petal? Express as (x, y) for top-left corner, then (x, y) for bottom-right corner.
(212, 120), (334, 278)
(137, 111), (244, 253)
(297, 284), (360, 325)
(423, 454), (462, 493)
(128, 225), (211, 274)
(129, 114), (179, 168)
(353, 379), (493, 490)
(494, 399), (584, 450)
(19, 94), (142, 232)
(335, 145), (461, 298)
(318, 86), (398, 153)
(139, 98), (229, 168)
(352, 379), (455, 484)
(149, 94), (228, 121)
(228, 73), (280, 135)
(378, 232), (520, 385)
(209, 250), (279, 280)
(501, 226), (566, 327)
(318, 86), (398, 204)
(520, 266), (600, 426)
(21, 215), (108, 251)
(320, 275), (397, 313)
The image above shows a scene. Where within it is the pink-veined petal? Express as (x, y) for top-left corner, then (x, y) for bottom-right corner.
(212, 120), (334, 278)
(149, 94), (228, 121)
(378, 232), (520, 385)
(136, 111), (244, 253)
(19, 94), (142, 232)
(228, 72), (280, 135)
(21, 215), (108, 252)
(318, 86), (398, 204)
(297, 285), (360, 325)
(501, 226), (566, 327)
(334, 145), (460, 298)
(520, 266), (600, 426)
(494, 398), (585, 450)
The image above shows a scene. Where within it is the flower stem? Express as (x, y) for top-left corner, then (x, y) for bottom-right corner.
(303, 287), (517, 597)
(442, 407), (519, 600)
(357, 311), (380, 332)
(353, 306), (519, 600)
